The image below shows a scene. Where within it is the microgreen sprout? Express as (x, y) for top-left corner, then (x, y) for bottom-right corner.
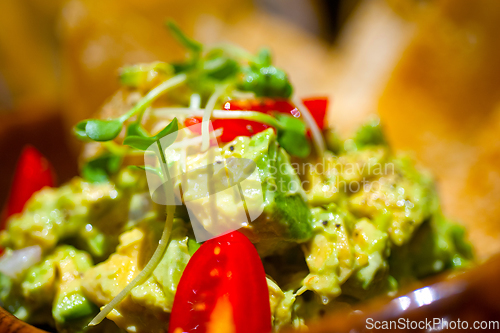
(75, 74), (186, 142)
(89, 118), (178, 326)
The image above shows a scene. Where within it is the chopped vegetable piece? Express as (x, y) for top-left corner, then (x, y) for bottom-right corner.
(302, 97), (328, 130)
(183, 97), (327, 144)
(3, 146), (55, 221)
(169, 231), (271, 333)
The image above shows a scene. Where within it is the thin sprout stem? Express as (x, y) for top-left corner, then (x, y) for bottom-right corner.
(201, 86), (225, 151)
(157, 141), (167, 164)
(189, 93), (201, 109)
(211, 110), (281, 128)
(169, 128), (222, 150)
(102, 142), (145, 157)
(136, 106), (149, 124)
(291, 96), (325, 155)
(118, 74), (187, 123)
(89, 205), (176, 326)
(102, 141), (128, 155)
(153, 108), (281, 129)
(157, 140), (172, 182)
(207, 43), (255, 61)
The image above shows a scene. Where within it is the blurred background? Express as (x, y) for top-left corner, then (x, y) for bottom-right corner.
(0, 0), (499, 259)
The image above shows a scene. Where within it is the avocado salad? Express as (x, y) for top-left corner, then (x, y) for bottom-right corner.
(0, 23), (473, 333)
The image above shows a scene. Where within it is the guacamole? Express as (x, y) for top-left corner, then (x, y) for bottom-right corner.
(0, 121), (472, 332)
(0, 30), (473, 332)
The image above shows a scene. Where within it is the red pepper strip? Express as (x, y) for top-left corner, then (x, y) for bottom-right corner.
(226, 98), (328, 131)
(213, 119), (270, 143)
(184, 116), (269, 144)
(302, 97), (328, 130)
(169, 231), (271, 333)
(1, 146), (55, 229)
(184, 98), (328, 143)
(184, 99), (270, 143)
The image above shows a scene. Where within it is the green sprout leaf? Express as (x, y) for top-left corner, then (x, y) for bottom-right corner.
(203, 57), (239, 81)
(171, 61), (196, 74)
(74, 120), (89, 140)
(122, 136), (156, 151)
(74, 74), (186, 145)
(238, 65), (293, 98)
(275, 113), (311, 158)
(255, 47), (272, 67)
(124, 118), (179, 151)
(151, 118), (178, 141)
(275, 113), (306, 133)
(126, 121), (149, 138)
(82, 153), (122, 183)
(85, 119), (123, 142)
(236, 48), (291, 97)
(166, 21), (202, 54)
(278, 130), (310, 158)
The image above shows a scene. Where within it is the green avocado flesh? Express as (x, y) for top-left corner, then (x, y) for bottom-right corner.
(0, 122), (473, 333)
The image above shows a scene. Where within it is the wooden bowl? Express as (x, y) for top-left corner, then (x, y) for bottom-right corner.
(0, 307), (46, 333)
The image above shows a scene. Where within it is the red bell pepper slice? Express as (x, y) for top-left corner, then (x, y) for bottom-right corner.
(169, 231), (271, 333)
(184, 117), (270, 143)
(1, 146), (55, 229)
(184, 97), (328, 143)
(302, 97), (328, 130)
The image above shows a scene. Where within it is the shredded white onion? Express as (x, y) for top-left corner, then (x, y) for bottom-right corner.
(292, 96), (325, 156)
(201, 88), (224, 151)
(0, 245), (42, 279)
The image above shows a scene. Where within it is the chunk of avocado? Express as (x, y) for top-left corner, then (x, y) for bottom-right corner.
(221, 129), (313, 255)
(0, 178), (128, 260)
(50, 246), (96, 324)
(53, 289), (96, 323)
(302, 204), (355, 299)
(389, 212), (473, 283)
